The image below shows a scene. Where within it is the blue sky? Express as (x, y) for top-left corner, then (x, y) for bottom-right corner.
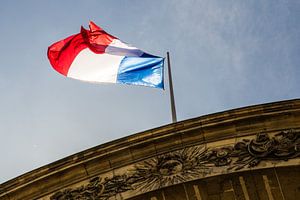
(0, 0), (299, 183)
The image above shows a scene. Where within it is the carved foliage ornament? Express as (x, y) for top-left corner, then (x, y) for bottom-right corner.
(51, 129), (300, 200)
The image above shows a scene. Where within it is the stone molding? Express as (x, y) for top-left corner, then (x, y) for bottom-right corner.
(50, 129), (300, 200)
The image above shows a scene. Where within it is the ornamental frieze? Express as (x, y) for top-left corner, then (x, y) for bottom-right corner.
(51, 129), (300, 200)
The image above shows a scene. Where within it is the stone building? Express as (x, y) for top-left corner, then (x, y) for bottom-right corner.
(0, 99), (299, 200)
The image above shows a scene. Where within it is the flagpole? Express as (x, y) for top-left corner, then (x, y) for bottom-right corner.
(167, 52), (177, 123)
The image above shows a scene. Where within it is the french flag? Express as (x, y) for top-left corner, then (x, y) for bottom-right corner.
(47, 21), (164, 89)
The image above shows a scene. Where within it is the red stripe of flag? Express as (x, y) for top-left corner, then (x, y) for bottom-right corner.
(47, 21), (116, 76)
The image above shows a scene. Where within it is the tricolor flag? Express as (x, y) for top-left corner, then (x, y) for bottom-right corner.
(47, 21), (164, 89)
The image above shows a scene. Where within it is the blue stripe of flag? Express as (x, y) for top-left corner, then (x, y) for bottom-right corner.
(117, 55), (164, 89)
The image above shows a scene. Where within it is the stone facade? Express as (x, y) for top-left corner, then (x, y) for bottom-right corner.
(1, 99), (300, 200)
(129, 166), (299, 200)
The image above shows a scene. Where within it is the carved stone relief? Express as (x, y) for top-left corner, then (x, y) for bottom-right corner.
(50, 129), (300, 200)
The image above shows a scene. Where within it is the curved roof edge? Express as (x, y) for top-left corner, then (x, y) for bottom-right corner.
(1, 98), (300, 199)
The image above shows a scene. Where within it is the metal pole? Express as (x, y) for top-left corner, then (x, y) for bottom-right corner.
(167, 52), (177, 123)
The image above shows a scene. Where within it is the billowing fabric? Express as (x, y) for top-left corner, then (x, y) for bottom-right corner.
(47, 21), (164, 89)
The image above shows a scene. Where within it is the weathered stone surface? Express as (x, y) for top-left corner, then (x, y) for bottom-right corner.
(128, 166), (299, 200)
